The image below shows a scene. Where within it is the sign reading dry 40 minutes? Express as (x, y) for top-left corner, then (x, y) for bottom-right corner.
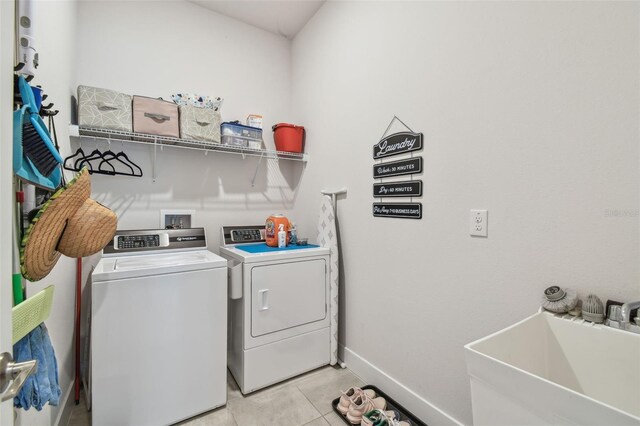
(373, 180), (422, 197)
(373, 131), (423, 159)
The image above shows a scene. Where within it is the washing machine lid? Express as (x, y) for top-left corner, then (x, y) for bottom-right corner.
(92, 250), (227, 282)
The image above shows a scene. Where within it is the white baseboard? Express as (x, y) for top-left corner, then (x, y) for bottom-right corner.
(342, 346), (464, 426)
(54, 384), (74, 426)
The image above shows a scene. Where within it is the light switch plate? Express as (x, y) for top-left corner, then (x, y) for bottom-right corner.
(470, 209), (488, 237)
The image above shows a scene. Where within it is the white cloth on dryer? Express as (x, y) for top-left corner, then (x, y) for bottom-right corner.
(317, 195), (339, 365)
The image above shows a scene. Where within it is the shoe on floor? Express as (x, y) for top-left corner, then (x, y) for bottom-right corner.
(361, 409), (400, 426)
(337, 387), (377, 415)
(345, 395), (386, 424)
(362, 409), (412, 426)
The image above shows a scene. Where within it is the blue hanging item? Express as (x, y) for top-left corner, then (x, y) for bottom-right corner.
(13, 323), (61, 410)
(14, 76), (62, 190)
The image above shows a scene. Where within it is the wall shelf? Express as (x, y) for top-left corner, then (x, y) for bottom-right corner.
(69, 125), (307, 183)
(68, 125), (308, 162)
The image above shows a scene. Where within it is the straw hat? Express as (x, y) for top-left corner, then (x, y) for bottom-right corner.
(20, 169), (117, 281)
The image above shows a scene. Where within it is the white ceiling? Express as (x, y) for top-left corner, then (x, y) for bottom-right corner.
(190, 0), (325, 39)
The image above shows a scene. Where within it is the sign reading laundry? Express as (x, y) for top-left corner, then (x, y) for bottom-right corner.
(373, 131), (423, 159)
(373, 180), (422, 197)
(373, 157), (422, 179)
(373, 203), (422, 219)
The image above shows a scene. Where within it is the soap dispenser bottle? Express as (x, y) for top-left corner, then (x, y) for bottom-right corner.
(289, 222), (297, 246)
(278, 224), (287, 248)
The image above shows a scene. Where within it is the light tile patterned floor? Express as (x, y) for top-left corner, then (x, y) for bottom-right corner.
(67, 366), (364, 426)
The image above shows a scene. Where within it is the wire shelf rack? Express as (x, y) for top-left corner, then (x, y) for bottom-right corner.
(69, 125), (307, 184)
(69, 125), (308, 162)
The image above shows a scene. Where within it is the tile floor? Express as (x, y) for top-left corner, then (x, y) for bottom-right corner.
(68, 366), (364, 426)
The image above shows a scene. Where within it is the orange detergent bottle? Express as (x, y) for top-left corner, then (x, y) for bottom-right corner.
(265, 215), (290, 247)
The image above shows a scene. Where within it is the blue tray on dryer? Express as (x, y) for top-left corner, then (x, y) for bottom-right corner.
(235, 243), (320, 254)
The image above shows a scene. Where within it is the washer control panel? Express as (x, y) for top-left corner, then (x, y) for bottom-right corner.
(116, 234), (160, 249)
(104, 228), (207, 255)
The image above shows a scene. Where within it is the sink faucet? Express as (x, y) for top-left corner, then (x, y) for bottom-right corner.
(606, 300), (640, 334)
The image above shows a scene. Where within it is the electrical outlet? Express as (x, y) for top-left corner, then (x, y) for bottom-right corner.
(470, 209), (488, 237)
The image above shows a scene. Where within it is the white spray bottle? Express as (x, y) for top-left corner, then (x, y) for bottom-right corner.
(277, 224), (287, 248)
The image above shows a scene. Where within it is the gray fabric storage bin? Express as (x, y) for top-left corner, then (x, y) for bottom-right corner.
(78, 85), (133, 132)
(179, 104), (221, 143)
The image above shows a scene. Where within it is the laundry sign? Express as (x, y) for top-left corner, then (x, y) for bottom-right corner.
(373, 131), (423, 159)
(373, 203), (422, 219)
(373, 180), (422, 197)
(373, 157), (422, 179)
(372, 117), (424, 219)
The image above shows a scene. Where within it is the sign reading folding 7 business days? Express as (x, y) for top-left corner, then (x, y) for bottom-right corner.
(373, 203), (422, 219)
(373, 131), (423, 159)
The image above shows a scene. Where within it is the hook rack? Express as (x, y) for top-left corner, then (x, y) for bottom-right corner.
(13, 73), (57, 116)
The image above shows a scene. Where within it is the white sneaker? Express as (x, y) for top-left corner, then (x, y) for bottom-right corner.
(345, 395), (386, 424)
(336, 387), (377, 415)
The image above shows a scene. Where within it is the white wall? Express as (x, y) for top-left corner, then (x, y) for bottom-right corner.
(16, 2), (78, 425)
(75, 0), (299, 248)
(291, 2), (640, 424)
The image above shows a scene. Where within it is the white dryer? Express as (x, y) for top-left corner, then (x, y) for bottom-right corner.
(220, 225), (331, 394)
(91, 228), (227, 426)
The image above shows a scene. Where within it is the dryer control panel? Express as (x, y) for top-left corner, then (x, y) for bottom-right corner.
(221, 226), (266, 246)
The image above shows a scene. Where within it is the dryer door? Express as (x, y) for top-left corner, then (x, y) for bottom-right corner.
(251, 259), (326, 337)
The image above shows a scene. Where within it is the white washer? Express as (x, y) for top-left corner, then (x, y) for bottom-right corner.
(91, 228), (227, 426)
(220, 225), (331, 394)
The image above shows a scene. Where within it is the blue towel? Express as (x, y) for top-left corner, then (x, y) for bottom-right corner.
(13, 323), (61, 410)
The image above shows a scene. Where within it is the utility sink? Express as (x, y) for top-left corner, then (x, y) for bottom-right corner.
(465, 311), (640, 425)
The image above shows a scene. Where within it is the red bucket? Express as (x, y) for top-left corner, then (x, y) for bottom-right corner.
(272, 123), (305, 153)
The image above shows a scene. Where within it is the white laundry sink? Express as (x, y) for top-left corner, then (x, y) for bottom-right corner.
(465, 311), (640, 425)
